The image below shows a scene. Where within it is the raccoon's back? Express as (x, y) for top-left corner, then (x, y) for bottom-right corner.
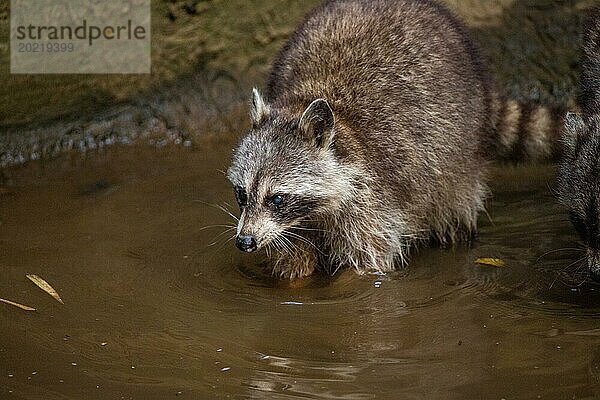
(266, 0), (493, 149)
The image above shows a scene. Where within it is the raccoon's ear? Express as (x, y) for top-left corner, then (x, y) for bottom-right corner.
(562, 112), (585, 154)
(250, 88), (270, 126)
(299, 99), (335, 149)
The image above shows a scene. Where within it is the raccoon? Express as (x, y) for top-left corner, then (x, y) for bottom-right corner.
(227, 0), (563, 279)
(557, 8), (600, 279)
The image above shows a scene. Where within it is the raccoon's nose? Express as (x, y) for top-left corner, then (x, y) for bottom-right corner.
(236, 235), (257, 252)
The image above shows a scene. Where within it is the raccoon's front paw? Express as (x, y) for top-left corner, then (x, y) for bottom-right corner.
(272, 252), (317, 280)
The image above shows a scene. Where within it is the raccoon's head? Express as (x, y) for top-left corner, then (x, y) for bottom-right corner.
(558, 112), (600, 279)
(226, 89), (351, 253)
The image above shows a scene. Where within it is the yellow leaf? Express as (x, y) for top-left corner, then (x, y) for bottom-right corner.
(26, 275), (64, 304)
(474, 258), (505, 268)
(0, 297), (36, 311)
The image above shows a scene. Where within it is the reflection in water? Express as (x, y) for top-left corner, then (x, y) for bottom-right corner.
(245, 355), (372, 399)
(1, 140), (600, 399)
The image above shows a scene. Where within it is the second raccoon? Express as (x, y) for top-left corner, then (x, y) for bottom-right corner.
(557, 8), (600, 279)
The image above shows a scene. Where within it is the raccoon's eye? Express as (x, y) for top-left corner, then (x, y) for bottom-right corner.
(234, 186), (247, 207)
(569, 211), (587, 239)
(269, 194), (285, 208)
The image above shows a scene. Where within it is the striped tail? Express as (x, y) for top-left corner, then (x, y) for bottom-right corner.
(490, 96), (566, 162)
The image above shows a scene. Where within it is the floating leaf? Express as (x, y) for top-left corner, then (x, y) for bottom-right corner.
(26, 275), (64, 304)
(474, 258), (505, 268)
(0, 298), (36, 311)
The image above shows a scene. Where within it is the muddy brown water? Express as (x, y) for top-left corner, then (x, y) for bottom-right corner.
(1, 137), (600, 400)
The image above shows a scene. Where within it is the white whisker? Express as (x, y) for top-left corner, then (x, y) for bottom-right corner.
(197, 224), (236, 232)
(193, 200), (240, 222)
(207, 228), (237, 247)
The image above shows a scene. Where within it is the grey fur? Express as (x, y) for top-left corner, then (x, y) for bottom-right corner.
(581, 8), (600, 116)
(557, 8), (600, 278)
(227, 0), (558, 279)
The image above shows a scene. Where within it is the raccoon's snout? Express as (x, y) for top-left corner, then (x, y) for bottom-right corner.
(236, 234), (258, 253)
